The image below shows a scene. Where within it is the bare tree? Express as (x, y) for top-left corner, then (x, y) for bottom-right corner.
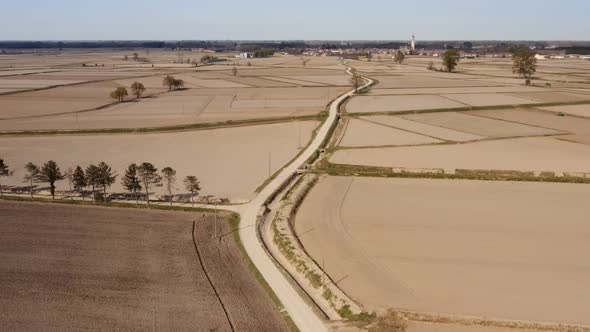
(350, 70), (364, 93)
(110, 87), (128, 102)
(130, 82), (146, 99)
(163, 75), (176, 91)
(394, 50), (405, 64)
(442, 50), (460, 72)
(23, 162), (40, 199)
(183, 176), (201, 208)
(173, 79), (184, 90)
(512, 47), (537, 83)
(161, 167), (177, 207)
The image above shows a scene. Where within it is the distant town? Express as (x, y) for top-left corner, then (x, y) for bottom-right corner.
(2, 38), (590, 60)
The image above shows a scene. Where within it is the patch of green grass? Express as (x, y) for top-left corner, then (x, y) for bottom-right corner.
(316, 161), (590, 184)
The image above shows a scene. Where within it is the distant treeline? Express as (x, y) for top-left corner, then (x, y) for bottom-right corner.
(559, 47), (590, 55)
(0, 40), (237, 51)
(2, 40), (590, 52)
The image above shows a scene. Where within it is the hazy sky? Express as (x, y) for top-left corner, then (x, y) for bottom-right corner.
(1, 0), (589, 40)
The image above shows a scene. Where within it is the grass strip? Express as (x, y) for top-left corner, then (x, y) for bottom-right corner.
(0, 114), (322, 137)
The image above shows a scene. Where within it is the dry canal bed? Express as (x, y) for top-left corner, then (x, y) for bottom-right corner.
(0, 200), (287, 331)
(295, 176), (590, 326)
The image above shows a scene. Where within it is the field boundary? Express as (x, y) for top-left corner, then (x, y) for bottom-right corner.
(342, 99), (590, 117)
(0, 114), (323, 137)
(315, 161), (590, 184)
(191, 221), (235, 332)
(397, 310), (590, 332)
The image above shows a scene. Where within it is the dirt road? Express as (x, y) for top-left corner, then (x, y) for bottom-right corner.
(238, 64), (374, 331)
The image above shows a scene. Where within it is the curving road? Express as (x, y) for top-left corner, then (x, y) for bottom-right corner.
(238, 64), (373, 332)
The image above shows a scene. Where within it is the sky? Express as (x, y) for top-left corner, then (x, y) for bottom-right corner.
(1, 0), (589, 41)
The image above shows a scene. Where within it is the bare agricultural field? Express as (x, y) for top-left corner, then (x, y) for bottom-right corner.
(372, 75), (502, 89)
(361, 115), (483, 142)
(402, 112), (562, 138)
(0, 121), (318, 201)
(339, 119), (441, 147)
(511, 91), (590, 103)
(330, 136), (590, 174)
(296, 176), (590, 326)
(539, 104), (590, 118)
(0, 81), (121, 119)
(0, 85), (345, 130)
(467, 109), (590, 135)
(346, 95), (466, 114)
(0, 78), (85, 89)
(0, 200), (287, 331)
(368, 86), (543, 96)
(0, 52), (350, 131)
(440, 93), (538, 107)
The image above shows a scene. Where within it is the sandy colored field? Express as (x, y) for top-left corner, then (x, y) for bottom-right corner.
(540, 104), (590, 117)
(0, 121), (318, 201)
(402, 112), (562, 138)
(0, 78), (84, 88)
(371, 75), (502, 89)
(339, 119), (441, 147)
(346, 95), (465, 114)
(296, 176), (590, 325)
(331, 136), (590, 174)
(0, 82), (121, 119)
(441, 93), (538, 106)
(0, 85), (345, 130)
(231, 98), (328, 108)
(362, 115), (483, 142)
(369, 86), (543, 95)
(408, 322), (545, 332)
(466, 109), (590, 135)
(512, 91), (590, 103)
(263, 76), (328, 86)
(0, 200), (287, 331)
(0, 52), (350, 131)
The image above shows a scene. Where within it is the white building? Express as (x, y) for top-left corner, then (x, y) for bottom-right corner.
(237, 52), (253, 59)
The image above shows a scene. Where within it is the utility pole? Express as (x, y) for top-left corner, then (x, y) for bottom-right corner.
(152, 308), (157, 332)
(298, 122), (301, 149)
(322, 257), (325, 286)
(214, 201), (217, 241)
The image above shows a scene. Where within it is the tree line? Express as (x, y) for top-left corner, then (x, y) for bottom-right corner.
(109, 75), (185, 102)
(423, 48), (537, 84)
(0, 159), (202, 208)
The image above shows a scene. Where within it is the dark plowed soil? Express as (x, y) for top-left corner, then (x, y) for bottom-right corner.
(0, 200), (287, 331)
